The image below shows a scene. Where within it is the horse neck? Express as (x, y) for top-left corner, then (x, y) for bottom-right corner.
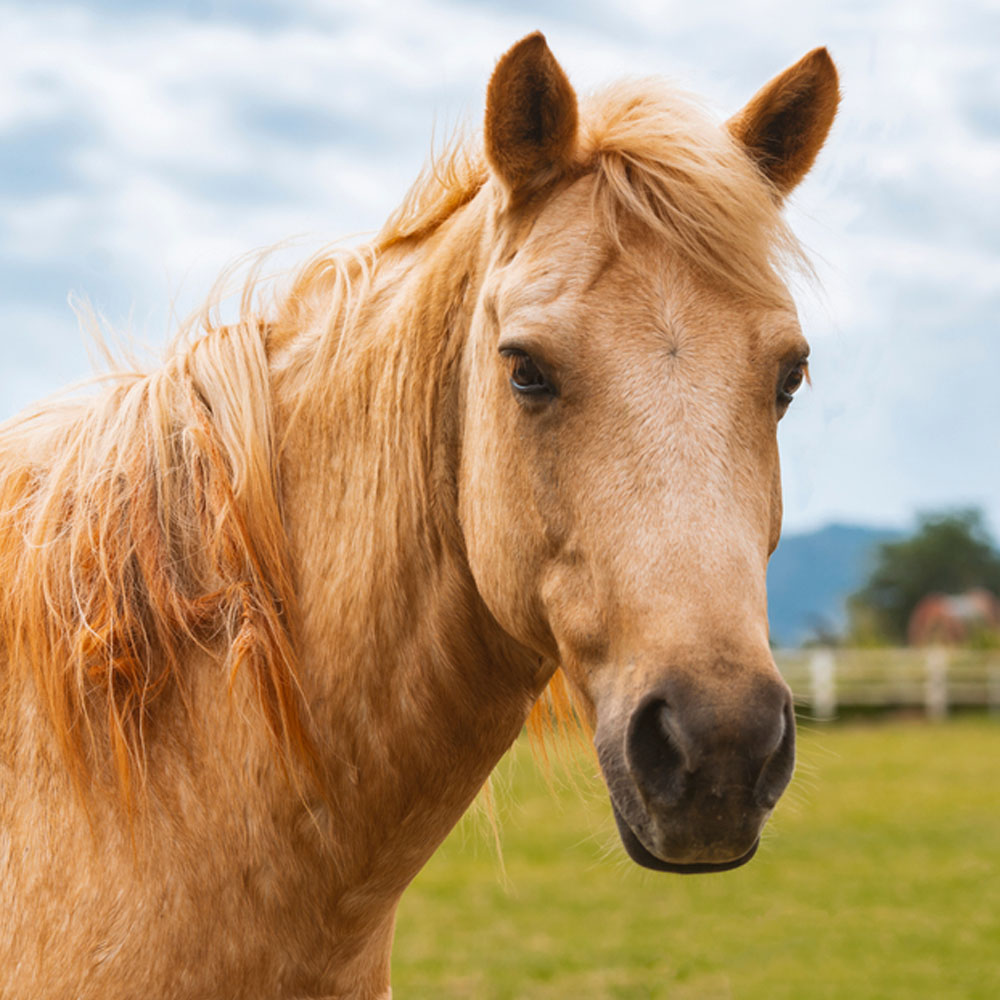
(273, 197), (541, 871)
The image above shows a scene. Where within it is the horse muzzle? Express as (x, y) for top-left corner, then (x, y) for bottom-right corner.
(594, 671), (796, 873)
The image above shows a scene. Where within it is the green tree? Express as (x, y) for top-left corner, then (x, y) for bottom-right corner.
(848, 509), (1000, 644)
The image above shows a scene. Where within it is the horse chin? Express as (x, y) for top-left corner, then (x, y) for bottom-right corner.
(609, 800), (759, 874)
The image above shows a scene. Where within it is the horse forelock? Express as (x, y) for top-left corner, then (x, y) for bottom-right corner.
(579, 80), (809, 304)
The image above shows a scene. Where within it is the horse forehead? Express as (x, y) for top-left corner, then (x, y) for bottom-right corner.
(493, 180), (802, 354)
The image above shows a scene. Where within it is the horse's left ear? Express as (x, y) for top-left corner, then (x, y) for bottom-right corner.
(485, 32), (579, 202)
(727, 48), (839, 199)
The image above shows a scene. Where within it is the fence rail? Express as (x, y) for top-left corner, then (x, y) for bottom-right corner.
(773, 647), (1000, 720)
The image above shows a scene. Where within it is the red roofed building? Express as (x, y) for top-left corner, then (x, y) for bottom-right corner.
(907, 588), (1000, 646)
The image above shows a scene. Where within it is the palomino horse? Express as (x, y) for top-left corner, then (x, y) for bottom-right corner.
(0, 33), (837, 999)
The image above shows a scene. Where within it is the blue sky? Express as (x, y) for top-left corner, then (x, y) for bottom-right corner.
(2, 0), (998, 537)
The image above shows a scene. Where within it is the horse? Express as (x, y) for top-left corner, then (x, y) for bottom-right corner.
(0, 33), (838, 999)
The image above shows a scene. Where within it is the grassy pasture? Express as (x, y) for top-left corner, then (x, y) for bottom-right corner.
(393, 718), (1000, 998)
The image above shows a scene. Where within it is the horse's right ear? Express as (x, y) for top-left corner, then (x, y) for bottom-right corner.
(485, 33), (579, 202)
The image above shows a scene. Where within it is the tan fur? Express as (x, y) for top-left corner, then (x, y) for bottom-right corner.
(0, 36), (836, 998)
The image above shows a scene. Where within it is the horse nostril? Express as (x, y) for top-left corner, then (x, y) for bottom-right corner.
(624, 681), (796, 814)
(625, 697), (689, 809)
(754, 697), (796, 808)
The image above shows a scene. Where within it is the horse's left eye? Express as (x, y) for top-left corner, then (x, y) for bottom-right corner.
(501, 349), (554, 397)
(779, 362), (808, 405)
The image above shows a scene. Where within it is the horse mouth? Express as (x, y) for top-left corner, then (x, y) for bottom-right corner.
(610, 800), (759, 874)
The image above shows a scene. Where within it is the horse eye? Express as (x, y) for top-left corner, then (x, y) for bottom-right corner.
(779, 362), (808, 406)
(501, 349), (554, 397)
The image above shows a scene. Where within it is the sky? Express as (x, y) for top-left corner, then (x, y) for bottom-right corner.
(1, 0), (998, 537)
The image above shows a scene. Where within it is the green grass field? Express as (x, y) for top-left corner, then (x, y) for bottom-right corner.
(393, 718), (1000, 998)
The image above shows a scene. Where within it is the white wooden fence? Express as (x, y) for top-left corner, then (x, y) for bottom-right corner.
(773, 647), (1000, 721)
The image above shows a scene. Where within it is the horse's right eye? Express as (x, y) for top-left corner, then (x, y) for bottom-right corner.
(501, 349), (555, 398)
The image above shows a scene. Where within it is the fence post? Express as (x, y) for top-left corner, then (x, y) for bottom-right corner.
(924, 647), (949, 720)
(810, 648), (836, 721)
(989, 666), (1000, 717)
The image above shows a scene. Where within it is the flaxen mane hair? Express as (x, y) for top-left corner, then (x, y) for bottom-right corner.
(0, 79), (803, 800)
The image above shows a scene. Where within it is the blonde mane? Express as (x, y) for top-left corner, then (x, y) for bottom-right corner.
(0, 77), (803, 800)
(369, 78), (804, 298)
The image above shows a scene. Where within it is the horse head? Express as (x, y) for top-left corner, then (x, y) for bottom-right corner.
(459, 34), (838, 873)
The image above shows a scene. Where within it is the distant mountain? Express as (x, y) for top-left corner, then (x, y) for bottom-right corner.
(767, 523), (905, 647)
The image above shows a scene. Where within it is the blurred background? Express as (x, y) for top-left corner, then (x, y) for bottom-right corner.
(2, 1), (998, 996)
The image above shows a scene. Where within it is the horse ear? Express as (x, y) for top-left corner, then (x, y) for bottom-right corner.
(727, 47), (839, 198)
(485, 32), (579, 201)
